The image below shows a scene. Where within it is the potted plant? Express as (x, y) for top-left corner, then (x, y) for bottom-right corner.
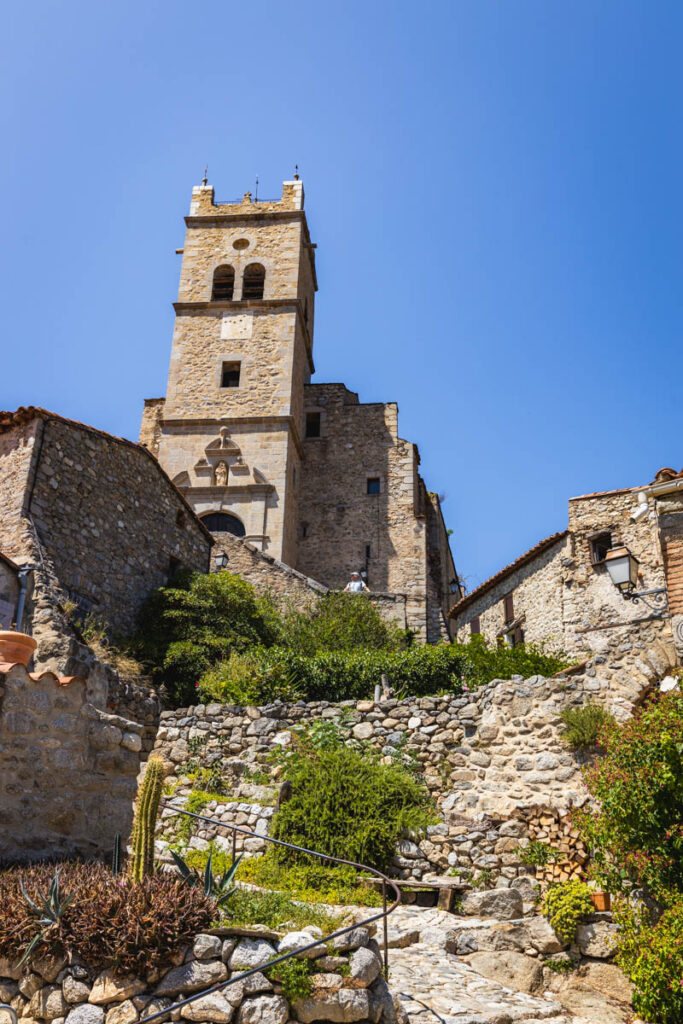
(0, 630), (37, 666)
(590, 889), (611, 912)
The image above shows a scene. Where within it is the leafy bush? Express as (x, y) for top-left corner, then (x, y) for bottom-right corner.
(270, 724), (437, 870)
(452, 634), (570, 683)
(541, 880), (594, 945)
(236, 852), (382, 907)
(198, 649), (304, 705)
(573, 690), (683, 902)
(199, 643), (469, 705)
(280, 592), (407, 655)
(559, 703), (616, 749)
(517, 840), (556, 868)
(0, 862), (214, 976)
(270, 957), (313, 1001)
(131, 572), (281, 705)
(615, 896), (683, 1024)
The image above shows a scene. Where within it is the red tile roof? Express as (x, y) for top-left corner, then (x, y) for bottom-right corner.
(448, 531), (569, 620)
(652, 467), (683, 483)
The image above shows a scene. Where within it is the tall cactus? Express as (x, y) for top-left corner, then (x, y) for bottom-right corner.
(129, 757), (165, 882)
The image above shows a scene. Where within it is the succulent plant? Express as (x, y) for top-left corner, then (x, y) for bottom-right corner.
(129, 757), (165, 882)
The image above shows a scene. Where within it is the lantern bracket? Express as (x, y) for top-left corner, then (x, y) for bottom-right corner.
(621, 587), (669, 616)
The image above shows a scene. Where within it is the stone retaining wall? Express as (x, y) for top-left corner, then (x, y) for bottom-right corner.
(0, 924), (397, 1024)
(152, 657), (658, 884)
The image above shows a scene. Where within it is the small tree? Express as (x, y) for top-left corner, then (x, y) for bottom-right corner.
(280, 591), (407, 655)
(132, 572), (281, 705)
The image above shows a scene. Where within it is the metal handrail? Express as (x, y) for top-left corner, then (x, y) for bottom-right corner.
(141, 802), (402, 1023)
(0, 1005), (18, 1024)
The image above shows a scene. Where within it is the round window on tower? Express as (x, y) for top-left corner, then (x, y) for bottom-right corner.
(233, 238), (250, 251)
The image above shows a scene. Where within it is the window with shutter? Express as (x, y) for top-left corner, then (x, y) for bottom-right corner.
(470, 616), (481, 635)
(503, 593), (514, 624)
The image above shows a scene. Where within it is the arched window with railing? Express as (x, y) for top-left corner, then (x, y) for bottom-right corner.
(200, 511), (246, 537)
(211, 265), (235, 301)
(241, 263), (265, 300)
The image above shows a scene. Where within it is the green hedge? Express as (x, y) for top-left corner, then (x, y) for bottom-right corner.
(198, 642), (470, 704)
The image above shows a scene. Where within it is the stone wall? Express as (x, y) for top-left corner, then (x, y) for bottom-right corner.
(0, 555), (20, 629)
(152, 655), (671, 885)
(0, 922), (396, 1024)
(0, 413), (212, 635)
(451, 485), (681, 684)
(450, 534), (569, 647)
(0, 663), (144, 862)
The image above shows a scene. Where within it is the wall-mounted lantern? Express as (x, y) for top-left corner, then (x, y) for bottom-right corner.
(214, 551), (229, 571)
(604, 546), (640, 593)
(605, 545), (669, 615)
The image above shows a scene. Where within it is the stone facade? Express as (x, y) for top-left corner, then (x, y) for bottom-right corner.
(0, 408), (212, 635)
(141, 178), (459, 642)
(450, 475), (682, 672)
(0, 662), (144, 862)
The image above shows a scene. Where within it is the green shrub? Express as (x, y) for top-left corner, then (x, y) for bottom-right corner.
(280, 592), (407, 655)
(517, 840), (556, 868)
(545, 957), (575, 974)
(452, 634), (570, 683)
(131, 572), (281, 705)
(237, 852), (382, 907)
(269, 957), (313, 1001)
(198, 650), (303, 705)
(0, 862), (213, 977)
(199, 643), (469, 705)
(573, 690), (683, 902)
(541, 881), (594, 945)
(615, 897), (683, 1024)
(220, 888), (341, 934)
(559, 703), (616, 749)
(270, 725), (437, 870)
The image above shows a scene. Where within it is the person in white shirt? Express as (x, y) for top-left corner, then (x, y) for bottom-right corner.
(344, 571), (369, 593)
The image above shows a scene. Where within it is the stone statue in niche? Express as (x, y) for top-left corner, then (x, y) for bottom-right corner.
(214, 461), (228, 487)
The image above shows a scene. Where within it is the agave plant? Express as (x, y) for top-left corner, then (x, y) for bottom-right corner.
(171, 849), (242, 907)
(18, 868), (73, 966)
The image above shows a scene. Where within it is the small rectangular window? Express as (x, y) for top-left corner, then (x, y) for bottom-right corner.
(365, 544), (372, 561)
(367, 477), (381, 495)
(221, 361), (241, 388)
(470, 616), (481, 635)
(589, 531), (612, 565)
(503, 592), (514, 624)
(305, 411), (321, 438)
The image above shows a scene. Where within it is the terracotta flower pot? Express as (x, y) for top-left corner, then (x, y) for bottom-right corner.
(0, 630), (37, 666)
(590, 891), (611, 912)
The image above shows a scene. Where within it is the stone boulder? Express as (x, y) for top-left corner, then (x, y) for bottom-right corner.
(179, 991), (235, 1022)
(576, 962), (633, 1003)
(66, 1007), (105, 1024)
(89, 971), (147, 1005)
(237, 995), (288, 1024)
(277, 929), (325, 959)
(576, 921), (619, 958)
(295, 989), (370, 1024)
(349, 946), (382, 987)
(228, 939), (277, 971)
(466, 951), (544, 994)
(459, 889), (523, 920)
(154, 960), (228, 997)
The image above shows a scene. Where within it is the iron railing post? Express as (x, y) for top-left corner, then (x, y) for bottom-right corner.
(382, 878), (389, 978)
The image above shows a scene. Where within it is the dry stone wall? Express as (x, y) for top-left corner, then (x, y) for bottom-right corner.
(0, 922), (397, 1024)
(152, 656), (664, 885)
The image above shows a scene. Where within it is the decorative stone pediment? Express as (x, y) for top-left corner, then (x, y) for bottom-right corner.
(172, 471), (191, 488)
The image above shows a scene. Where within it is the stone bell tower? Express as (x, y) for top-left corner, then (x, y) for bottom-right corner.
(140, 176), (317, 563)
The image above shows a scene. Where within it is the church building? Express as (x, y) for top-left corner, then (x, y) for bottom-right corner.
(140, 175), (459, 641)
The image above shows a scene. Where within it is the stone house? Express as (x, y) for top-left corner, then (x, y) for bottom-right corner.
(449, 470), (683, 683)
(140, 176), (460, 641)
(0, 407), (212, 636)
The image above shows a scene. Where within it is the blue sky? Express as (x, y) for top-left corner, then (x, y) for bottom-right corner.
(2, 1), (682, 590)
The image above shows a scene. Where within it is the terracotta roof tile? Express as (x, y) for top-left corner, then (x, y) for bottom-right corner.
(652, 466), (683, 483)
(448, 531), (569, 620)
(0, 662), (84, 685)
